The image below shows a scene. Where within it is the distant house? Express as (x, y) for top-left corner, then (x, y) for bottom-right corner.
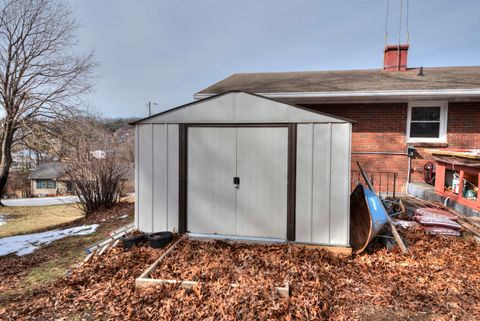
(90, 150), (106, 159)
(28, 162), (72, 197)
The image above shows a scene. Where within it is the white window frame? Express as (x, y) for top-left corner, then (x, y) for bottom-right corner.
(407, 101), (448, 143)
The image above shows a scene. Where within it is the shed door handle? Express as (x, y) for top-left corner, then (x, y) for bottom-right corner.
(233, 176), (240, 187)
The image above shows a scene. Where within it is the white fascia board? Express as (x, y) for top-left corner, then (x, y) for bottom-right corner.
(194, 88), (480, 101)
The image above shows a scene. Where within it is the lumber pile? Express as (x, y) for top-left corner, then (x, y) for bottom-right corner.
(410, 198), (480, 237)
(81, 223), (135, 263)
(414, 207), (462, 236)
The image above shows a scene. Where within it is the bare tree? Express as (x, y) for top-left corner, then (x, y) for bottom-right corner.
(20, 112), (108, 161)
(0, 0), (95, 203)
(66, 154), (128, 215)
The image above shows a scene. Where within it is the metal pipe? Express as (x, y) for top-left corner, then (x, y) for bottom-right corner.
(406, 155), (412, 186)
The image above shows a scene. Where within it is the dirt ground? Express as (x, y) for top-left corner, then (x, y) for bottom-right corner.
(1, 226), (479, 320)
(0, 202), (134, 309)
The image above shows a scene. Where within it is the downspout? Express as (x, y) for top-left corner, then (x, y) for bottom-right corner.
(406, 155), (412, 187)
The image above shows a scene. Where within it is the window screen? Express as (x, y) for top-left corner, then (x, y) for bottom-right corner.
(409, 107), (441, 138)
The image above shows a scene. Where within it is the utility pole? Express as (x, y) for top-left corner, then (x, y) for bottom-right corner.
(146, 101), (158, 116)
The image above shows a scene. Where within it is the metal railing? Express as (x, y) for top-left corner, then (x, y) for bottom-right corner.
(351, 170), (398, 198)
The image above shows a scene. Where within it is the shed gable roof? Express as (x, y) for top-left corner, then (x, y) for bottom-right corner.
(135, 91), (352, 124)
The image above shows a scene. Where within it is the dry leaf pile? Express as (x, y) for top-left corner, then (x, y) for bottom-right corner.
(1, 230), (480, 320)
(151, 239), (293, 285)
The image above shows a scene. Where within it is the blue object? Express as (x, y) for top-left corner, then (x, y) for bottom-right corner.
(363, 186), (389, 235)
(350, 184), (389, 253)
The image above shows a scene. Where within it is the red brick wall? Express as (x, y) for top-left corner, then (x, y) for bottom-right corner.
(300, 102), (480, 193)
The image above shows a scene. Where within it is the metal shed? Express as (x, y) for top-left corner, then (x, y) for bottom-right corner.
(134, 91), (352, 247)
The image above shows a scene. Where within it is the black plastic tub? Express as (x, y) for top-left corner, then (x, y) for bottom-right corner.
(148, 231), (173, 249)
(121, 233), (146, 250)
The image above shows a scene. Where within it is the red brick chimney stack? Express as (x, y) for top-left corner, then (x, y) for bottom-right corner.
(383, 44), (409, 72)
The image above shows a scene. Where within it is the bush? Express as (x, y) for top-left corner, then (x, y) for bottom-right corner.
(66, 156), (128, 215)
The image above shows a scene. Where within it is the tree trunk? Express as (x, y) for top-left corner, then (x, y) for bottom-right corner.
(0, 125), (15, 205)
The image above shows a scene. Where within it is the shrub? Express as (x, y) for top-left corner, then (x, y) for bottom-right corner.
(66, 156), (128, 215)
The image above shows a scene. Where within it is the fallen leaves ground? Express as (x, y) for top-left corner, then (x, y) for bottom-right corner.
(0, 202), (133, 311)
(1, 228), (479, 320)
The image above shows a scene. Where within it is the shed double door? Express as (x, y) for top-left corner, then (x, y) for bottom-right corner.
(187, 126), (288, 239)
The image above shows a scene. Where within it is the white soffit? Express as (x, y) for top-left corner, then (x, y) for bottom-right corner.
(137, 92), (349, 124)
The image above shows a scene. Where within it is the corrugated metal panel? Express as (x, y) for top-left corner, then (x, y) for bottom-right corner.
(235, 93), (289, 122)
(295, 123), (351, 246)
(236, 127), (288, 238)
(152, 124), (167, 232)
(137, 124), (153, 232)
(295, 124), (313, 242)
(134, 125), (139, 229)
(311, 123), (332, 244)
(139, 92), (349, 124)
(167, 124), (179, 231)
(187, 127), (237, 234)
(329, 123), (351, 245)
(149, 94), (236, 123)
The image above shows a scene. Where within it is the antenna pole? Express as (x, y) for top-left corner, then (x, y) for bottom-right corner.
(384, 0), (390, 47)
(397, 0), (404, 71)
(406, 0), (410, 44)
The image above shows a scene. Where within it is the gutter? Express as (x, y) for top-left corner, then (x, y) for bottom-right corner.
(194, 88), (480, 100)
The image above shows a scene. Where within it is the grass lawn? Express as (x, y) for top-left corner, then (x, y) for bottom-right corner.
(0, 202), (134, 308)
(0, 204), (84, 238)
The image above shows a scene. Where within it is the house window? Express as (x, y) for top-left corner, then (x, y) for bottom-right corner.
(407, 101), (448, 142)
(36, 179), (56, 189)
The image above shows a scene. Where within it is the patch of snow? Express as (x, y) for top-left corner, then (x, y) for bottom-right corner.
(0, 215), (6, 226)
(0, 224), (99, 256)
(117, 214), (128, 219)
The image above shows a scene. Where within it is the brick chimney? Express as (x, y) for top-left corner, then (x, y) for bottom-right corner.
(383, 44), (409, 72)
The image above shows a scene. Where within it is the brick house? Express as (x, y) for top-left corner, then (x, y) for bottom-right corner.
(194, 45), (480, 214)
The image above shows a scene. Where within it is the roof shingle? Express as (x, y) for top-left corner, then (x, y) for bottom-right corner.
(195, 67), (480, 96)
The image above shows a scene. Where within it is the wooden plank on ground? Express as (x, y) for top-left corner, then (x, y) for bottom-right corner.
(137, 235), (185, 279)
(389, 221), (409, 254)
(136, 277), (290, 297)
(111, 239), (120, 248)
(98, 243), (110, 256)
(291, 243), (352, 255)
(83, 252), (94, 264)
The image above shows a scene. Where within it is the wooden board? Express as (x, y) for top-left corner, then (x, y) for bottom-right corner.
(137, 235), (185, 279)
(290, 242), (352, 255)
(136, 277), (290, 298)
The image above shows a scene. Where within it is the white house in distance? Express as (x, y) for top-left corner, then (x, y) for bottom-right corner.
(133, 91), (352, 250)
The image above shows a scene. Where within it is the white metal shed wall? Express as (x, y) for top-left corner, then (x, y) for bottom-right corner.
(135, 123), (179, 233)
(295, 123), (351, 246)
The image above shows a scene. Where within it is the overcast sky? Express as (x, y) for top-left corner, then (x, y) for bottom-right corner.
(71, 0), (480, 118)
